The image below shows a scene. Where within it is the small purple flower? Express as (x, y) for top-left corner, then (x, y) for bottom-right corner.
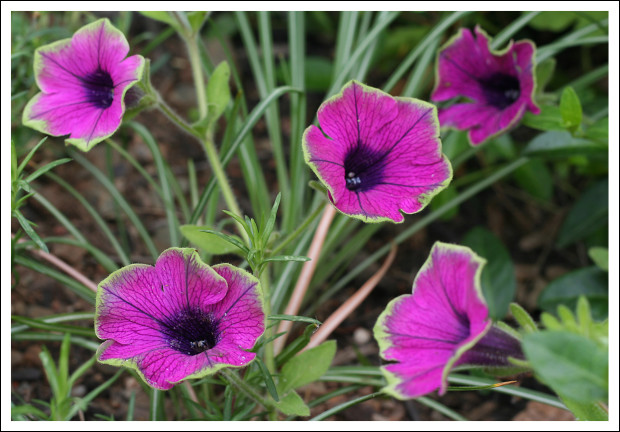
(373, 242), (524, 399)
(22, 18), (144, 151)
(431, 26), (540, 146)
(303, 80), (452, 223)
(95, 248), (265, 390)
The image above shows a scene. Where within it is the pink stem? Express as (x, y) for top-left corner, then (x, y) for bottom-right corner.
(13, 234), (98, 293)
(273, 204), (337, 355)
(302, 243), (397, 352)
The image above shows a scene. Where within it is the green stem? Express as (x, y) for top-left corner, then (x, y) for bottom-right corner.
(185, 35), (208, 120)
(155, 95), (202, 140)
(258, 270), (276, 371)
(219, 368), (276, 411)
(203, 135), (249, 244)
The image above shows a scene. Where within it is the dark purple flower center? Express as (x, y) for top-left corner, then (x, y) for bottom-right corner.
(83, 68), (115, 109)
(164, 307), (220, 356)
(482, 72), (521, 110)
(461, 325), (525, 367)
(343, 144), (386, 192)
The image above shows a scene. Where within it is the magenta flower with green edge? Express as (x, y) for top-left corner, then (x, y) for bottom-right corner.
(303, 80), (452, 223)
(22, 18), (144, 152)
(431, 26), (540, 146)
(373, 242), (525, 399)
(95, 248), (265, 391)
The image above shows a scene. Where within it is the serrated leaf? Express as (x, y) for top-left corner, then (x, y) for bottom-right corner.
(179, 224), (244, 255)
(560, 87), (582, 133)
(557, 179), (608, 248)
(588, 247), (608, 271)
(277, 340), (336, 395)
(463, 227), (515, 319)
(524, 130), (607, 158)
(538, 266), (608, 320)
(522, 331), (608, 403)
(274, 390), (310, 417)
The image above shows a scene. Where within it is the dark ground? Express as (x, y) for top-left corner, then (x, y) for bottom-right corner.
(11, 11), (604, 421)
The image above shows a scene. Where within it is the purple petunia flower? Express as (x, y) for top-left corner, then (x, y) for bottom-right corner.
(373, 242), (524, 399)
(303, 80), (452, 223)
(95, 248), (265, 390)
(431, 26), (540, 146)
(22, 18), (144, 151)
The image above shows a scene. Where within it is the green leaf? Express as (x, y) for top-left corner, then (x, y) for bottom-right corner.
(522, 331), (608, 404)
(187, 11), (208, 33)
(275, 323), (318, 368)
(262, 255), (311, 264)
(274, 390), (310, 417)
(13, 209), (48, 253)
(588, 247), (608, 271)
(524, 130), (607, 158)
(462, 227), (516, 319)
(509, 303), (538, 333)
(529, 11), (577, 31)
(522, 105), (566, 131)
(261, 192), (281, 247)
(512, 158), (553, 201)
(205, 61), (231, 126)
(278, 340), (336, 395)
(139, 11), (182, 32)
(25, 158), (73, 183)
(584, 117), (608, 144)
(535, 57), (556, 94)
(557, 179), (608, 248)
(538, 267), (608, 320)
(255, 356), (279, 402)
(268, 314), (322, 326)
(559, 87), (583, 133)
(179, 224), (244, 255)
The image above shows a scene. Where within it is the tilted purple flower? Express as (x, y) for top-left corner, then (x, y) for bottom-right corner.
(303, 80), (452, 223)
(22, 18), (144, 151)
(373, 242), (524, 399)
(95, 248), (265, 390)
(431, 26), (540, 146)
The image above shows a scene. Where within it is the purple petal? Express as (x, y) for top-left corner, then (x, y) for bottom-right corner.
(95, 249), (266, 390)
(209, 264), (265, 354)
(431, 26), (540, 146)
(374, 242), (490, 399)
(22, 18), (144, 151)
(154, 248), (228, 313)
(304, 80), (452, 223)
(96, 263), (175, 345)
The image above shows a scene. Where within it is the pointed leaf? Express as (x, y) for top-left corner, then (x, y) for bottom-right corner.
(278, 340), (336, 394)
(560, 86), (582, 133)
(274, 390), (310, 417)
(557, 179), (608, 248)
(179, 224), (244, 255)
(538, 266), (608, 321)
(522, 331), (608, 403)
